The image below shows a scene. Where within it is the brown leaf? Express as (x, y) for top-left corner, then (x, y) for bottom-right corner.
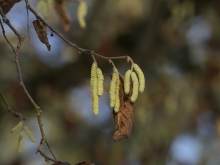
(53, 162), (71, 165)
(33, 20), (51, 51)
(0, 0), (21, 14)
(75, 161), (94, 165)
(54, 0), (71, 32)
(112, 74), (134, 141)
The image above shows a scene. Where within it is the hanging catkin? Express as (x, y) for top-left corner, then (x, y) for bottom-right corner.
(90, 63), (99, 115)
(24, 126), (36, 142)
(114, 75), (120, 113)
(17, 131), (24, 152)
(133, 64), (145, 93)
(131, 72), (139, 102)
(124, 69), (132, 95)
(97, 68), (104, 96)
(109, 71), (118, 108)
(10, 121), (23, 134)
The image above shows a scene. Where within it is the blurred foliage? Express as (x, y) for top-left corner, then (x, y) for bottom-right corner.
(1, 0), (220, 165)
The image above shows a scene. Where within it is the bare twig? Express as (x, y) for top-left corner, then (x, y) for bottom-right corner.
(24, 0), (131, 63)
(0, 92), (25, 120)
(26, 4), (31, 43)
(0, 5), (58, 164)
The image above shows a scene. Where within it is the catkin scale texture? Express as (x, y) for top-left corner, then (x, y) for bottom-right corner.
(131, 72), (139, 102)
(91, 63), (99, 115)
(114, 75), (120, 113)
(109, 72), (118, 108)
(90, 63), (97, 88)
(97, 68), (104, 96)
(134, 64), (145, 93)
(124, 70), (132, 95)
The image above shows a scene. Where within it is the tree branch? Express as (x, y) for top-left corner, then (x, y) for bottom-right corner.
(0, 5), (59, 164)
(0, 0), (137, 164)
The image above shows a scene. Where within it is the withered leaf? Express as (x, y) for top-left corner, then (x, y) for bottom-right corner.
(75, 161), (94, 165)
(0, 0), (21, 14)
(53, 161), (71, 165)
(112, 74), (134, 141)
(54, 0), (71, 32)
(33, 20), (51, 51)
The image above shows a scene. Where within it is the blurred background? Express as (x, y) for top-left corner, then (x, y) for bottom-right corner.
(1, 0), (220, 165)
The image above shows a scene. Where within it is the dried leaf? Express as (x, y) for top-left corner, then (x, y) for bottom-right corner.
(53, 162), (71, 165)
(33, 20), (51, 51)
(75, 161), (94, 165)
(0, 0), (21, 14)
(54, 0), (71, 32)
(112, 74), (134, 141)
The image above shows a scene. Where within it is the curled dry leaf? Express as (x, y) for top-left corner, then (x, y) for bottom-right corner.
(33, 20), (51, 51)
(112, 74), (134, 141)
(52, 162), (71, 165)
(75, 161), (94, 165)
(0, 0), (21, 14)
(54, 0), (71, 32)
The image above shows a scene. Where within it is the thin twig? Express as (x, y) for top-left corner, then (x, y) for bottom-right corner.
(0, 92), (25, 120)
(0, 6), (57, 163)
(24, 0), (131, 62)
(26, 4), (31, 43)
(0, 19), (15, 53)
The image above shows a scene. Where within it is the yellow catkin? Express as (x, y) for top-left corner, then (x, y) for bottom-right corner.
(114, 75), (120, 113)
(77, 0), (87, 28)
(133, 64), (145, 93)
(10, 121), (23, 134)
(92, 94), (99, 116)
(131, 72), (139, 102)
(17, 131), (24, 153)
(24, 126), (36, 143)
(90, 63), (97, 88)
(91, 63), (99, 115)
(124, 69), (132, 95)
(109, 72), (118, 108)
(97, 68), (104, 96)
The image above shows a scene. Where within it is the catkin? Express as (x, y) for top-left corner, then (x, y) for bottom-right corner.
(90, 63), (97, 88)
(97, 68), (104, 96)
(133, 64), (145, 93)
(109, 72), (118, 108)
(92, 95), (99, 116)
(10, 121), (23, 134)
(131, 72), (139, 102)
(77, 0), (87, 28)
(92, 73), (99, 116)
(17, 131), (24, 153)
(24, 126), (36, 143)
(124, 70), (132, 95)
(91, 63), (99, 115)
(114, 75), (120, 113)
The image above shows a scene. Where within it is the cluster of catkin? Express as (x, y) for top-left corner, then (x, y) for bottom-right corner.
(10, 121), (36, 152)
(124, 64), (145, 101)
(90, 63), (104, 115)
(109, 64), (145, 113)
(90, 62), (145, 115)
